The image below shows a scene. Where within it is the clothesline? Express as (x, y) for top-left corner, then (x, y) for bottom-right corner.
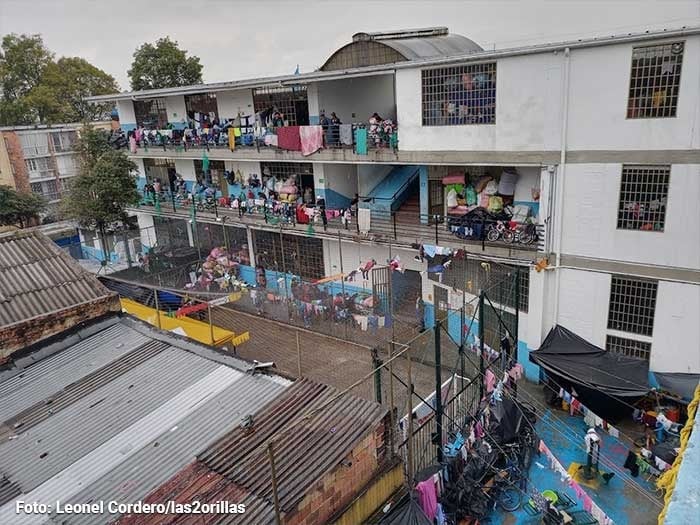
(538, 439), (615, 525)
(557, 387), (621, 439)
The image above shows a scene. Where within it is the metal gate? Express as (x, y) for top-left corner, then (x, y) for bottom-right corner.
(372, 266), (391, 319)
(428, 180), (444, 223)
(434, 285), (448, 322)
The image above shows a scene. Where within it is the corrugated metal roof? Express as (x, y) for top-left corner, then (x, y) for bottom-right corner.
(0, 318), (291, 525)
(86, 25), (700, 102)
(200, 378), (388, 513)
(0, 230), (116, 327)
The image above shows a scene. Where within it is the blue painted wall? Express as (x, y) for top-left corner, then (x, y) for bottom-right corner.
(121, 123), (136, 132)
(362, 165), (420, 213)
(324, 188), (352, 209)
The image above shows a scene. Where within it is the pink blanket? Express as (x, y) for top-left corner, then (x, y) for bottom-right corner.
(300, 125), (324, 156)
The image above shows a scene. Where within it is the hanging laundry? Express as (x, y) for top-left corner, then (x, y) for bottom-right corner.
(354, 127), (368, 155)
(300, 125), (324, 156)
(339, 124), (353, 146)
(415, 479), (438, 520)
(228, 128), (236, 151)
(422, 244), (438, 258)
(277, 126), (302, 151)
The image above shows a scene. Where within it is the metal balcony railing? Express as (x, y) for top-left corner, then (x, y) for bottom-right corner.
(135, 191), (543, 254)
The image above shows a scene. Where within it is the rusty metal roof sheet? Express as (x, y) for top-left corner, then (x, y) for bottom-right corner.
(200, 378), (388, 513)
(0, 317), (290, 525)
(0, 229), (115, 327)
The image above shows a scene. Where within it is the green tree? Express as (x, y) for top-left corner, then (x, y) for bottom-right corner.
(61, 127), (139, 263)
(0, 185), (46, 227)
(0, 33), (54, 125)
(128, 37), (203, 91)
(27, 58), (119, 124)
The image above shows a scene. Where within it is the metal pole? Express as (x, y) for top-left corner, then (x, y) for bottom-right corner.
(514, 268), (521, 364)
(122, 229), (132, 269)
(392, 212), (397, 240)
(406, 348), (414, 484)
(372, 348), (383, 403)
(434, 319), (443, 464)
(208, 302), (215, 346)
(435, 215), (439, 245)
(479, 291), (485, 399)
(153, 289), (162, 330)
(296, 331), (302, 378)
(338, 232), (348, 341)
(459, 284), (465, 394)
(267, 442), (283, 525)
(388, 341), (395, 457)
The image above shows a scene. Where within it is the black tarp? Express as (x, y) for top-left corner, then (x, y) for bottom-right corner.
(378, 493), (431, 525)
(530, 325), (649, 398)
(654, 372), (700, 402)
(488, 396), (524, 444)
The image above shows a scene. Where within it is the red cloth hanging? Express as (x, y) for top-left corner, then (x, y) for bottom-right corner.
(277, 126), (302, 151)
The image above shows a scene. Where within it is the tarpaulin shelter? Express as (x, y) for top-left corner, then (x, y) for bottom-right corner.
(378, 493), (432, 525)
(530, 326), (649, 418)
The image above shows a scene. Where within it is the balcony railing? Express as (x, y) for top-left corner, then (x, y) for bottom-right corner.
(134, 191), (543, 255)
(112, 120), (398, 155)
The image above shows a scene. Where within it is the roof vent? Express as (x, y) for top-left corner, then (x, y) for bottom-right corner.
(352, 27), (449, 42)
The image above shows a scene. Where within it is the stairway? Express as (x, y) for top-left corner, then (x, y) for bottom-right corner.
(395, 194), (420, 224)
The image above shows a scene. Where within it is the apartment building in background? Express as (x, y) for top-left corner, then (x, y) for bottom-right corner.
(89, 26), (700, 398)
(0, 122), (112, 216)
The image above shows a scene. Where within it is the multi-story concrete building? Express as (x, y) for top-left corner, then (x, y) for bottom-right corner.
(89, 26), (700, 397)
(0, 122), (112, 214)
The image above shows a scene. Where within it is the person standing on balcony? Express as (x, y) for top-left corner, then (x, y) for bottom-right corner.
(319, 112), (330, 145)
(272, 111), (284, 128)
(330, 112), (341, 145)
(316, 196), (327, 230)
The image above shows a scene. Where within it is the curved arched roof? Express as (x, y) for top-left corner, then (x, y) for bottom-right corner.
(321, 27), (483, 71)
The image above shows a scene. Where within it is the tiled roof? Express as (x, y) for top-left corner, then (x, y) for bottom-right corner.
(0, 317), (290, 525)
(0, 229), (115, 327)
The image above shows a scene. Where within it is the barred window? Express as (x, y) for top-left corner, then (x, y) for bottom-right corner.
(185, 93), (218, 122)
(134, 99), (168, 128)
(432, 257), (528, 312)
(143, 158), (175, 185)
(607, 276), (657, 336)
(627, 42), (683, 119)
(253, 86), (309, 126)
(617, 165), (669, 231)
(261, 162), (314, 201)
(253, 230), (324, 280)
(606, 335), (651, 361)
(422, 63), (496, 126)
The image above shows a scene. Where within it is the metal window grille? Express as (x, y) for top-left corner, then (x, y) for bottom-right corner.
(606, 335), (651, 361)
(134, 99), (168, 128)
(185, 93), (219, 121)
(30, 182), (42, 194)
(430, 257), (529, 312)
(607, 276), (657, 336)
(627, 42), (683, 119)
(422, 63), (496, 126)
(322, 41), (407, 71)
(153, 217), (190, 249)
(194, 160), (225, 188)
(143, 158), (175, 185)
(261, 162), (314, 199)
(252, 230), (324, 281)
(253, 86), (308, 126)
(617, 165), (669, 231)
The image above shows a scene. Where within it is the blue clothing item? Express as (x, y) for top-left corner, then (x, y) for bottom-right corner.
(423, 244), (437, 258)
(354, 128), (368, 155)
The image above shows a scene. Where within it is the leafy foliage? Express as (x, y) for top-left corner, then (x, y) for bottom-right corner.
(128, 37), (203, 91)
(61, 127), (139, 230)
(0, 34), (118, 125)
(0, 185), (46, 227)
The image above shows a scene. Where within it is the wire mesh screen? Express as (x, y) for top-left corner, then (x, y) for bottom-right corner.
(617, 165), (670, 231)
(421, 62), (497, 126)
(607, 276), (658, 336)
(253, 86), (309, 126)
(134, 99), (168, 128)
(627, 42), (684, 119)
(321, 41), (407, 71)
(606, 335), (651, 361)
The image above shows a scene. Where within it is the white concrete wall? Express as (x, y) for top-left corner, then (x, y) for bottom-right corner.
(216, 89), (255, 120)
(560, 163), (700, 269)
(395, 34), (700, 152)
(556, 267), (700, 375)
(323, 239), (422, 283)
(322, 163), (358, 201)
(164, 95), (187, 127)
(395, 52), (558, 151)
(556, 268), (611, 347)
(651, 281), (700, 374)
(224, 160), (261, 179)
(316, 75), (396, 123)
(567, 37), (700, 151)
(116, 100), (136, 125)
(174, 159), (197, 183)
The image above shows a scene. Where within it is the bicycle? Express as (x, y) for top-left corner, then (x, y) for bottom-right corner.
(486, 220), (509, 242)
(502, 221), (538, 245)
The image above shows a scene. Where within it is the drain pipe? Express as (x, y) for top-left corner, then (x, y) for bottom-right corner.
(553, 47), (571, 323)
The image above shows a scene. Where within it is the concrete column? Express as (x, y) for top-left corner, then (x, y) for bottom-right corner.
(307, 83), (320, 125)
(136, 212), (155, 253)
(419, 165), (429, 225)
(246, 227), (256, 266)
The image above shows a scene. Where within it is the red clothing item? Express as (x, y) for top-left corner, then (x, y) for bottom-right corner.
(277, 126), (302, 151)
